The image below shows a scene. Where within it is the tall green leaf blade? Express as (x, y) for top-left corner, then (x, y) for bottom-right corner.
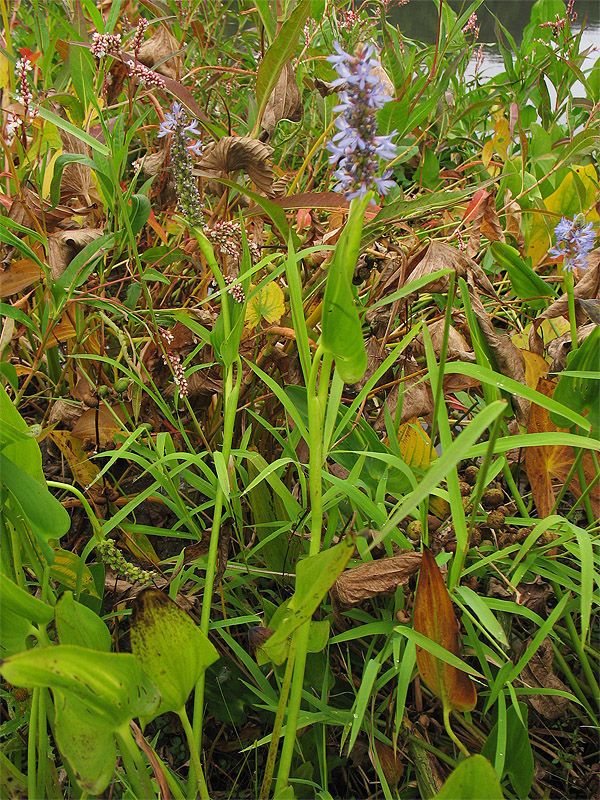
(321, 198), (368, 383)
(253, 0), (310, 133)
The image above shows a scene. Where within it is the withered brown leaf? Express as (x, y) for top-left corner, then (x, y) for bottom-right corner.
(199, 137), (275, 197)
(262, 61), (302, 138)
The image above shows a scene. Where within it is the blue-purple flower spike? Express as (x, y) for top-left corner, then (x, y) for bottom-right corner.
(158, 102), (204, 228)
(549, 215), (596, 271)
(326, 42), (397, 201)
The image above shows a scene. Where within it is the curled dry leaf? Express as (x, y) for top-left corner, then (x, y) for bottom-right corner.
(547, 322), (596, 372)
(504, 189), (526, 254)
(47, 228), (105, 281)
(136, 25), (181, 79)
(71, 402), (132, 446)
(199, 137), (275, 197)
(413, 547), (477, 714)
(331, 551), (422, 608)
(374, 357), (433, 430)
(8, 187), (83, 231)
(414, 319), (475, 362)
(49, 101), (94, 204)
(525, 376), (599, 518)
(469, 287), (529, 425)
(465, 190), (505, 259)
(407, 240), (496, 298)
(519, 637), (570, 720)
(371, 740), (404, 790)
(48, 399), (83, 430)
(261, 61), (302, 138)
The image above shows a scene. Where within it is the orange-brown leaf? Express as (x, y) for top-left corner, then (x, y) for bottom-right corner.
(525, 377), (599, 518)
(413, 548), (477, 713)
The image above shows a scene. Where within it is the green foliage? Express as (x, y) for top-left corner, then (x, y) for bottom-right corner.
(1, 0), (598, 797)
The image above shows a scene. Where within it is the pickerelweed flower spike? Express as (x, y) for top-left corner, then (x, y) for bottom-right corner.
(158, 101), (204, 228)
(549, 214), (596, 271)
(326, 42), (397, 201)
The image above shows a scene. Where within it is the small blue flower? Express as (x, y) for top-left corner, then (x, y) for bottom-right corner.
(326, 42), (397, 202)
(549, 215), (596, 271)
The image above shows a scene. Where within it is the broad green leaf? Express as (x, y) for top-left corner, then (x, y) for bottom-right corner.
(433, 755), (504, 799)
(128, 194), (151, 236)
(0, 384), (44, 481)
(491, 242), (555, 309)
(1, 575), (54, 627)
(0, 452), (70, 562)
(482, 702), (533, 798)
(551, 327), (600, 431)
(322, 197), (368, 383)
(254, 0), (310, 134)
(130, 589), (219, 718)
(0, 606), (37, 657)
(1, 646), (161, 725)
(54, 689), (116, 795)
(259, 537), (355, 665)
(55, 592), (111, 652)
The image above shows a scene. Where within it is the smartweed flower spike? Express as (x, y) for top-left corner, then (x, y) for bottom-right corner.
(158, 101), (204, 227)
(550, 214), (595, 272)
(326, 42), (397, 201)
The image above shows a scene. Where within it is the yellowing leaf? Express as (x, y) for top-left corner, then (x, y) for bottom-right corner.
(0, 52), (11, 90)
(398, 418), (434, 471)
(50, 548), (99, 596)
(520, 349), (549, 390)
(245, 281), (285, 328)
(47, 430), (100, 488)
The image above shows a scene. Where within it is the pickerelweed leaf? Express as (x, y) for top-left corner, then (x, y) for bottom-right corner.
(433, 755), (504, 799)
(413, 547), (477, 713)
(130, 588), (219, 718)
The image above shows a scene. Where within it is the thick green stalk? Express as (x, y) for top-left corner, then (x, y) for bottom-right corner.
(179, 708), (210, 800)
(273, 348), (332, 796)
(116, 725), (155, 800)
(188, 360), (241, 798)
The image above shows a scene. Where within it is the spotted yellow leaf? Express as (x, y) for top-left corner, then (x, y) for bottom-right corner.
(245, 281), (285, 328)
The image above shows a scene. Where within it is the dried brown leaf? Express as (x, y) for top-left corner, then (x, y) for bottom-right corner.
(469, 287), (529, 425)
(47, 228), (104, 281)
(407, 240), (496, 297)
(0, 258), (43, 296)
(547, 321), (596, 373)
(520, 637), (570, 720)
(137, 25), (181, 79)
(374, 357), (433, 430)
(261, 61), (302, 137)
(199, 137), (275, 197)
(371, 740), (404, 789)
(525, 377), (599, 517)
(48, 399), (83, 430)
(466, 191), (505, 258)
(71, 402), (131, 445)
(332, 551), (422, 607)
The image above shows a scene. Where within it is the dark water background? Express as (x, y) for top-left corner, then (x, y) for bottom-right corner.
(388, 0), (599, 76)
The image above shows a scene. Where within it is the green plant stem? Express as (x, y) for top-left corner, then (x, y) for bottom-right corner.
(47, 481), (103, 540)
(28, 687), (39, 800)
(178, 707), (210, 800)
(36, 688), (48, 798)
(116, 725), (155, 800)
(273, 346), (332, 797)
(189, 360), (241, 798)
(442, 703), (470, 758)
(564, 269), (578, 352)
(260, 634), (298, 800)
(501, 461), (530, 519)
(550, 640), (597, 723)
